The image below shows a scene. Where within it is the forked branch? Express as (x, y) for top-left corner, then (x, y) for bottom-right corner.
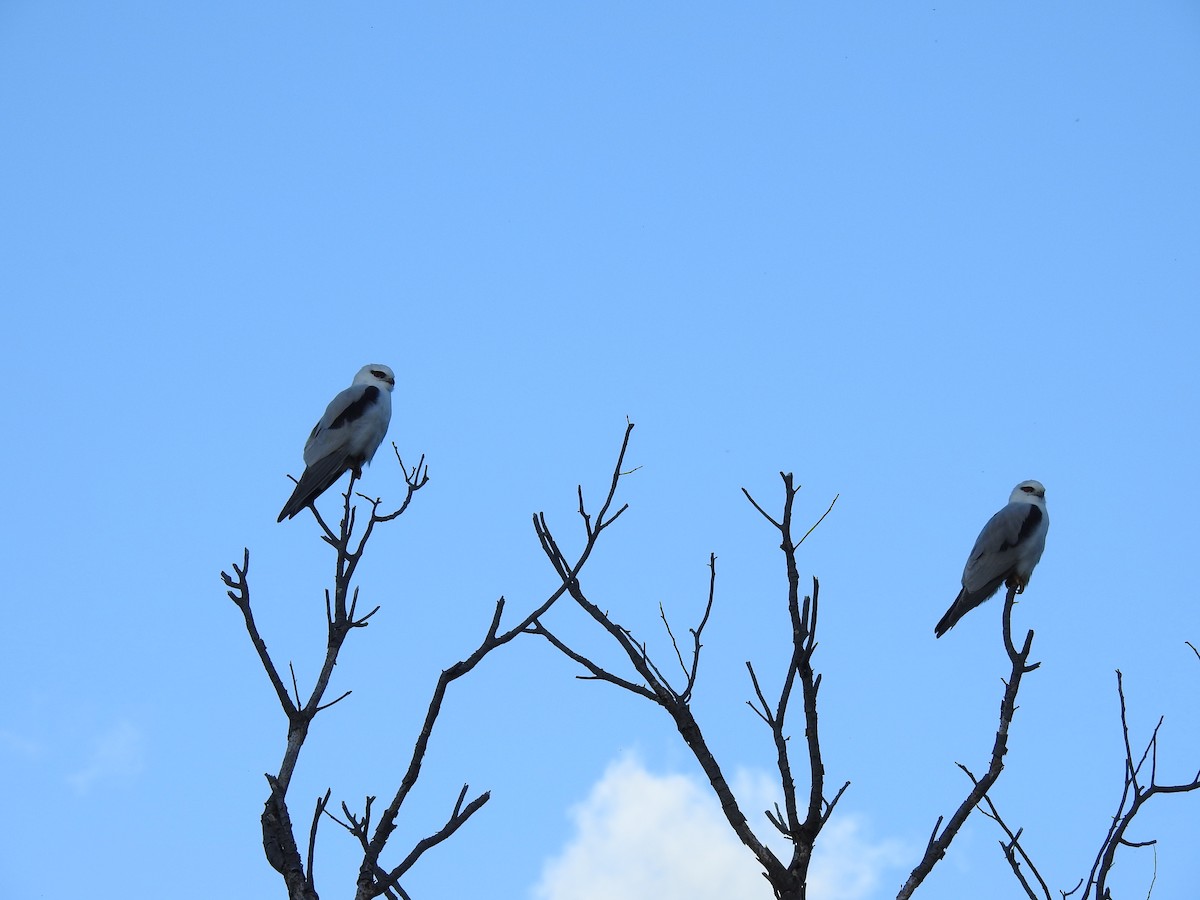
(744, 475), (846, 892)
(221, 453), (429, 900)
(527, 468), (841, 900)
(897, 587), (1037, 900)
(979, 647), (1200, 900)
(1085, 666), (1200, 899)
(348, 424), (639, 900)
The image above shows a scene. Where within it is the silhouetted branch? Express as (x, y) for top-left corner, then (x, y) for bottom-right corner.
(526, 469), (840, 900)
(526, 618), (655, 698)
(677, 554), (718, 704)
(348, 424), (639, 900)
(222, 453), (428, 900)
(897, 587), (1037, 899)
(542, 558), (790, 889)
(369, 449), (429, 523)
(368, 785), (492, 897)
(307, 789), (332, 894)
(1084, 668), (1200, 899)
(261, 773), (315, 899)
(743, 474), (846, 892)
(222, 550), (296, 718)
(232, 428), (636, 899)
(964, 773), (1052, 900)
(971, 646), (1200, 900)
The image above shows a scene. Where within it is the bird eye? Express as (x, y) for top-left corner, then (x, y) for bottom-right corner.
(1020, 486), (1034, 492)
(371, 370), (386, 378)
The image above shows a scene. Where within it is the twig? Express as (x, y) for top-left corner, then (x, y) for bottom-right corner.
(968, 773), (1052, 900)
(525, 619), (655, 698)
(681, 555), (719, 704)
(370, 786), (492, 895)
(221, 550), (296, 719)
(306, 789), (332, 893)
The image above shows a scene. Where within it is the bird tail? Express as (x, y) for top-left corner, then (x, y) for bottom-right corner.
(277, 455), (349, 522)
(934, 577), (1009, 637)
(934, 588), (977, 638)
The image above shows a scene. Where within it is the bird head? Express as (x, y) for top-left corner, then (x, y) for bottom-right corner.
(354, 364), (396, 391)
(1009, 480), (1046, 505)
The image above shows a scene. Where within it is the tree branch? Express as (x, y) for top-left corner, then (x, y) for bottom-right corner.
(1086, 667), (1200, 899)
(743, 474), (845, 891)
(966, 774), (1052, 900)
(369, 785), (492, 895)
(351, 424), (638, 899)
(222, 550), (296, 718)
(529, 469), (841, 900)
(897, 587), (1037, 899)
(223, 451), (428, 900)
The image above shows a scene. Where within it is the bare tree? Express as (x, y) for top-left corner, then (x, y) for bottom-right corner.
(517, 427), (1199, 899)
(525, 462), (844, 900)
(224, 423), (1198, 899)
(222, 451), (436, 900)
(221, 428), (638, 900)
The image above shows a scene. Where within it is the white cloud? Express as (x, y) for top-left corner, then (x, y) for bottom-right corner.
(67, 720), (145, 793)
(807, 816), (908, 899)
(534, 755), (906, 900)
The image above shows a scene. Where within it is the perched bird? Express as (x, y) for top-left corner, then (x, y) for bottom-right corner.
(935, 480), (1049, 637)
(278, 364), (396, 522)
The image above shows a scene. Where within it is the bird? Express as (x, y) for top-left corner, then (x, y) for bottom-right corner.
(935, 480), (1049, 637)
(277, 364), (396, 522)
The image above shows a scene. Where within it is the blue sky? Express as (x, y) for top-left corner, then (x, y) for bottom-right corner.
(2, 2), (1198, 898)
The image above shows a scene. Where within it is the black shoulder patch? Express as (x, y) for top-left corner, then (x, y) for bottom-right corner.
(330, 386), (379, 430)
(1015, 505), (1043, 545)
(998, 505), (1043, 552)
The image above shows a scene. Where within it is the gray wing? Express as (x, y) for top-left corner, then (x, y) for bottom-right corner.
(935, 502), (1042, 637)
(302, 384), (373, 467)
(278, 384), (389, 522)
(961, 502), (1035, 594)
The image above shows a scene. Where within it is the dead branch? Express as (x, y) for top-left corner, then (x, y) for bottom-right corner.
(222, 456), (429, 900)
(346, 423), (639, 900)
(744, 475), (847, 891)
(525, 469), (841, 900)
(1084, 668), (1200, 899)
(229, 428), (637, 899)
(954, 643), (1200, 900)
(897, 586), (1038, 900)
(223, 549), (296, 719)
(965, 773), (1052, 900)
